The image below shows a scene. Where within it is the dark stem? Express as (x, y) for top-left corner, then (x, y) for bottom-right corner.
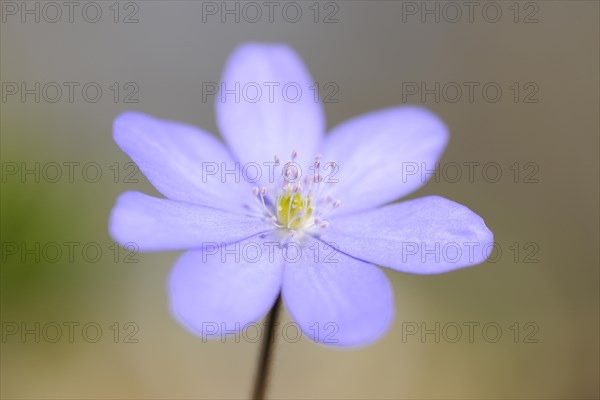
(251, 293), (282, 400)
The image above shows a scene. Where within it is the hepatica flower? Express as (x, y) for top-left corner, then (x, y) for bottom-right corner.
(109, 43), (493, 347)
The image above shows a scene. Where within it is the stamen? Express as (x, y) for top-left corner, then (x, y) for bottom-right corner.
(252, 186), (278, 222)
(271, 216), (284, 228)
(251, 152), (340, 232)
(287, 190), (295, 220)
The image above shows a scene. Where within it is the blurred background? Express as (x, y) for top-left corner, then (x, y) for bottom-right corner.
(1, 1), (598, 399)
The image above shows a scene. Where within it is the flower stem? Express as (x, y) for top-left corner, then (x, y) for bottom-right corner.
(251, 293), (282, 400)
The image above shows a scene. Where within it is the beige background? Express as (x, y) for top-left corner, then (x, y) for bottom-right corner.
(1, 1), (598, 399)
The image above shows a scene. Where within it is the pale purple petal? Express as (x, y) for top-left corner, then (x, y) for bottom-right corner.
(114, 112), (253, 212)
(216, 43), (324, 172)
(168, 239), (283, 339)
(320, 196), (494, 274)
(320, 106), (448, 216)
(109, 191), (273, 251)
(282, 237), (394, 347)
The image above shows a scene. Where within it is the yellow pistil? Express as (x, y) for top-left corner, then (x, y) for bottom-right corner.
(277, 191), (313, 230)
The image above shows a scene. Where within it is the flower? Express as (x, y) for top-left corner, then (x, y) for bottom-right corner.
(109, 43), (493, 347)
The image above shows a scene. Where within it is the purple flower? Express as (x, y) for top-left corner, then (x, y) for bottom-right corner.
(109, 43), (493, 347)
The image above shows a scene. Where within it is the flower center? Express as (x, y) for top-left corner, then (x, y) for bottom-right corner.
(277, 191), (313, 230)
(251, 151), (341, 236)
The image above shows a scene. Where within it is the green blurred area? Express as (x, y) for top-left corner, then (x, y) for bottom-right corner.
(1, 1), (598, 399)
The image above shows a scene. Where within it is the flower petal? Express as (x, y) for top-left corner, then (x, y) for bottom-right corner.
(216, 43), (324, 171)
(320, 106), (449, 216)
(109, 191), (273, 252)
(114, 111), (253, 212)
(320, 196), (494, 274)
(168, 238), (283, 339)
(282, 237), (394, 347)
